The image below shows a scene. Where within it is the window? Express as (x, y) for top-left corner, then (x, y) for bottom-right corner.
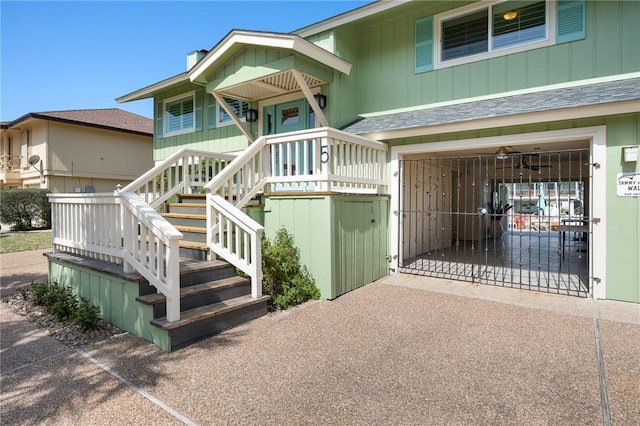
(217, 97), (249, 127)
(441, 1), (547, 62)
(164, 93), (195, 136)
(415, 0), (585, 72)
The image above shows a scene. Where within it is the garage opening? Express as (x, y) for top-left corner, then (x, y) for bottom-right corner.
(397, 147), (591, 296)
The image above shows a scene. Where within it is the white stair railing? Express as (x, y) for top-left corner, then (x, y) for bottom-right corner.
(120, 148), (236, 209)
(49, 192), (183, 322)
(206, 195), (264, 298)
(202, 127), (387, 300)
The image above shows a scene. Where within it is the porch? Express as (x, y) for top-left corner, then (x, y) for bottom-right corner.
(48, 127), (388, 350)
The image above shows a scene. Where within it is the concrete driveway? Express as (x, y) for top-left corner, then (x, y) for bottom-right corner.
(1, 273), (638, 425)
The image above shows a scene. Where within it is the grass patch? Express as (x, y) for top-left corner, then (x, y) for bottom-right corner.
(0, 231), (52, 254)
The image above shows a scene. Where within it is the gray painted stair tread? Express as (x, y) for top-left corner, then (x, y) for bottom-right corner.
(136, 276), (249, 305)
(174, 225), (206, 234)
(151, 295), (270, 330)
(178, 258), (228, 272)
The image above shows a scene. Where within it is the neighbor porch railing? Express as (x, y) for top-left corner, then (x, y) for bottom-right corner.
(201, 127), (387, 296)
(49, 192), (183, 321)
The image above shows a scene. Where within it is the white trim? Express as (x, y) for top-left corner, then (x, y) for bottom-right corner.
(390, 126), (607, 299)
(293, 0), (412, 38)
(590, 127), (607, 300)
(163, 91), (196, 137)
(432, 0), (556, 70)
(116, 74), (188, 103)
(363, 100), (640, 141)
(189, 31), (352, 84)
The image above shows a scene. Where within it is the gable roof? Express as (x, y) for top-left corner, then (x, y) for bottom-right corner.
(341, 75), (640, 139)
(3, 108), (153, 136)
(117, 29), (353, 103)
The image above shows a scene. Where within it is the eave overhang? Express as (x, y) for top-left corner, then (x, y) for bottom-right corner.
(116, 73), (190, 103)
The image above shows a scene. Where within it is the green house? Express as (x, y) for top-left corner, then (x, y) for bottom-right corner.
(48, 0), (640, 351)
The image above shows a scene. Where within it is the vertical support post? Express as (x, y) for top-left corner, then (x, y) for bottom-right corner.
(165, 238), (181, 322)
(251, 228), (263, 298)
(319, 137), (330, 191)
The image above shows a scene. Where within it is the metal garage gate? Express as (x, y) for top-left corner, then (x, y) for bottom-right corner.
(397, 149), (591, 296)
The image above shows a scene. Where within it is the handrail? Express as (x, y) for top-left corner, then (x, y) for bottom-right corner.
(206, 194), (264, 298)
(48, 192), (184, 322)
(121, 148), (236, 209)
(120, 193), (183, 322)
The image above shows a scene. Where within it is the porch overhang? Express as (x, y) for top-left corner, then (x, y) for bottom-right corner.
(188, 30), (352, 88)
(207, 56), (333, 102)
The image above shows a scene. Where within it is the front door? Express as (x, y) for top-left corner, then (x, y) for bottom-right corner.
(264, 99), (315, 190)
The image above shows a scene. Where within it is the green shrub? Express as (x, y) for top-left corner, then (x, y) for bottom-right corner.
(75, 297), (101, 330)
(0, 189), (51, 230)
(30, 281), (101, 330)
(261, 229), (320, 310)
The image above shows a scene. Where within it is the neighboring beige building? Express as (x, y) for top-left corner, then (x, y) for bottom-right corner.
(0, 109), (153, 192)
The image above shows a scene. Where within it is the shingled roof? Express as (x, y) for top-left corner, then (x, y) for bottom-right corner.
(342, 77), (640, 136)
(3, 108), (153, 136)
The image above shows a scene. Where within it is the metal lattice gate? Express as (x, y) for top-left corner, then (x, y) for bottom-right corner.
(397, 150), (591, 296)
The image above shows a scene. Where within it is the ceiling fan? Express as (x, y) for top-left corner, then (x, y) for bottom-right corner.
(494, 146), (551, 170)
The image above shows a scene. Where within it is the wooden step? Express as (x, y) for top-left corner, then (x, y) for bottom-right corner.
(150, 294), (270, 350)
(151, 295), (270, 330)
(179, 240), (208, 251)
(174, 225), (206, 234)
(136, 275), (249, 306)
(162, 212), (205, 220)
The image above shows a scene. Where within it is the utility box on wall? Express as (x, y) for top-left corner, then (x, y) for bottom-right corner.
(263, 194), (390, 299)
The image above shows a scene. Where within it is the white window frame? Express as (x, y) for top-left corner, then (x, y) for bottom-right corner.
(434, 0), (557, 70)
(163, 91), (196, 137)
(216, 97), (248, 128)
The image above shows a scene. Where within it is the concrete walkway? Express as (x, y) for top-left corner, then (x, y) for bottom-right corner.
(0, 248), (50, 296)
(1, 266), (638, 425)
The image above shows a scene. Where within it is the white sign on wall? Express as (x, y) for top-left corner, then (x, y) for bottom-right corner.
(617, 172), (640, 197)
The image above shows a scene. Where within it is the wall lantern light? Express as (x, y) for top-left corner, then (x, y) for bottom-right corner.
(314, 93), (327, 110)
(503, 11), (518, 20)
(245, 108), (258, 123)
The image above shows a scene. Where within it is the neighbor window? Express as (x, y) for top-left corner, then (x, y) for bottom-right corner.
(164, 92), (195, 136)
(217, 97), (249, 127)
(414, 0), (584, 73)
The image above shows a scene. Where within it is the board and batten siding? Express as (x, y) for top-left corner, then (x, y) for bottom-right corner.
(264, 194), (389, 299)
(47, 122), (153, 181)
(326, 0), (639, 116)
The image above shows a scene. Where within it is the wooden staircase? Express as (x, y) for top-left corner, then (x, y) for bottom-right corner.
(135, 193), (268, 351)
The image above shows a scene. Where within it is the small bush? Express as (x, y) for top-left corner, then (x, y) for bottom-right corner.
(75, 297), (101, 330)
(261, 229), (320, 310)
(0, 189), (51, 230)
(30, 281), (101, 330)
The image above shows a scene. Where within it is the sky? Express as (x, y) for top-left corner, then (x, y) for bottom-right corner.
(0, 1), (370, 121)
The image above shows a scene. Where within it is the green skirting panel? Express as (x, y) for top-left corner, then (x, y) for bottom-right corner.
(48, 258), (169, 351)
(263, 193), (390, 299)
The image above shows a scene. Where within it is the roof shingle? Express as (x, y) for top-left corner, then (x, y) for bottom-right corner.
(4, 108), (153, 135)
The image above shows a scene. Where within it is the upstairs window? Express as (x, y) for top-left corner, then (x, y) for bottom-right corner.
(415, 0), (585, 73)
(164, 92), (195, 136)
(441, 0), (547, 62)
(217, 97), (249, 127)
